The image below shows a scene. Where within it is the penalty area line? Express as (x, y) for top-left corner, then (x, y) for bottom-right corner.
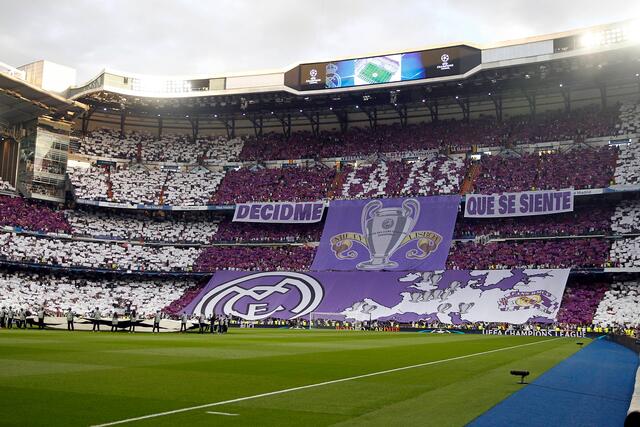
(206, 411), (238, 416)
(90, 337), (561, 426)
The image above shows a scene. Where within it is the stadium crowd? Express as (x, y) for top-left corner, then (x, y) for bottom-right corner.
(238, 106), (619, 161)
(69, 165), (226, 206)
(0, 195), (71, 234)
(338, 155), (465, 199)
(555, 281), (610, 325)
(614, 141), (640, 186)
(0, 271), (196, 317)
(0, 233), (200, 272)
(446, 238), (611, 270)
(454, 205), (613, 239)
(610, 200), (640, 234)
(609, 237), (640, 268)
(212, 220), (322, 243)
(1, 100), (639, 333)
(77, 128), (244, 163)
(67, 141), (635, 206)
(592, 280), (640, 328)
(195, 245), (315, 272)
(65, 210), (219, 244)
(472, 146), (617, 194)
(212, 165), (336, 204)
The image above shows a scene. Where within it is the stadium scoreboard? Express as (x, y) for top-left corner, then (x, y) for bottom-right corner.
(285, 45), (481, 91)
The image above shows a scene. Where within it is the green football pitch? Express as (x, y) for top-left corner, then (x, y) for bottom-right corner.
(0, 329), (585, 426)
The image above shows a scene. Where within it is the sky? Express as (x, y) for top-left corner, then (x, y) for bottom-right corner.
(0, 0), (638, 83)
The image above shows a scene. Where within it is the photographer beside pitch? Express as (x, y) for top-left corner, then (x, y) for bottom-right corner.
(92, 307), (101, 331)
(129, 308), (137, 333)
(66, 308), (74, 330)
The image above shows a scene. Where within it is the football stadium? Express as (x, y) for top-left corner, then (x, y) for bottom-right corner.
(1, 3), (640, 426)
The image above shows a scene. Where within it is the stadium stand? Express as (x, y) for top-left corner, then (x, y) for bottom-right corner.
(611, 200), (640, 234)
(610, 237), (640, 268)
(454, 205), (614, 239)
(212, 165), (336, 204)
(446, 238), (611, 270)
(77, 128), (244, 163)
(593, 281), (640, 328)
(67, 165), (110, 201)
(339, 156), (465, 199)
(614, 142), (640, 186)
(65, 209), (219, 244)
(238, 106), (619, 161)
(401, 155), (466, 196)
(616, 100), (640, 135)
(0, 231), (320, 272)
(162, 281), (208, 316)
(79, 128), (137, 160)
(0, 270), (197, 316)
(162, 168), (225, 206)
(212, 219), (322, 243)
(108, 166), (167, 205)
(0, 195), (71, 234)
(555, 281), (610, 326)
(195, 245), (315, 272)
(0, 233), (200, 272)
(70, 164), (225, 206)
(472, 146), (617, 194)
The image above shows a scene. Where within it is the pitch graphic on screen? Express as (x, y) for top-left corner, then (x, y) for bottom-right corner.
(323, 53), (424, 89)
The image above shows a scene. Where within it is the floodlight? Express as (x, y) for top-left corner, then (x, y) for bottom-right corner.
(579, 31), (600, 49)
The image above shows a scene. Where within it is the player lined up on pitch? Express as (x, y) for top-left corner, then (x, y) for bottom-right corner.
(0, 305), (232, 334)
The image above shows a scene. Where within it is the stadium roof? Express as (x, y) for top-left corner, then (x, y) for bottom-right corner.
(65, 19), (640, 126)
(0, 71), (87, 126)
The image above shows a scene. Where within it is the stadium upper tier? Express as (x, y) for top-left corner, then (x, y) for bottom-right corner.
(77, 129), (244, 163)
(67, 140), (633, 207)
(72, 105), (620, 164)
(236, 106), (619, 161)
(63, 99), (640, 210)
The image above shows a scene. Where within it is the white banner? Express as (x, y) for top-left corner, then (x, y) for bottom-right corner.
(465, 189), (574, 218)
(233, 201), (325, 223)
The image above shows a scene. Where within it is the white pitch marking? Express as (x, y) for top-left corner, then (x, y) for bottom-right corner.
(90, 338), (562, 426)
(206, 411), (238, 416)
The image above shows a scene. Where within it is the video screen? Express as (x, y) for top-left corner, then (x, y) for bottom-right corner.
(294, 45), (480, 90)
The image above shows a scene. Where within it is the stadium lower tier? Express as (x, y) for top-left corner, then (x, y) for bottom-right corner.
(0, 269), (638, 330)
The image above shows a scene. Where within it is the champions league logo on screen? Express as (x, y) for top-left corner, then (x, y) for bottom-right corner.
(437, 53), (454, 71)
(305, 68), (321, 85)
(330, 199), (443, 270)
(192, 272), (324, 321)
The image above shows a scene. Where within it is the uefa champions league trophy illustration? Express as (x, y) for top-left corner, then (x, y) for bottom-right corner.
(356, 198), (420, 270)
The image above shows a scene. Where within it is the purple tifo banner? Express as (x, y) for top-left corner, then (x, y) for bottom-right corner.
(311, 196), (460, 271)
(185, 269), (570, 325)
(233, 201), (325, 223)
(465, 189), (574, 218)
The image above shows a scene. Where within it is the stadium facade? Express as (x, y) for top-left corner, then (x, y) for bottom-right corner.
(0, 19), (638, 337)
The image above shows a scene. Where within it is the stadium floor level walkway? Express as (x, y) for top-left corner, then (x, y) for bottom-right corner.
(468, 337), (639, 427)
